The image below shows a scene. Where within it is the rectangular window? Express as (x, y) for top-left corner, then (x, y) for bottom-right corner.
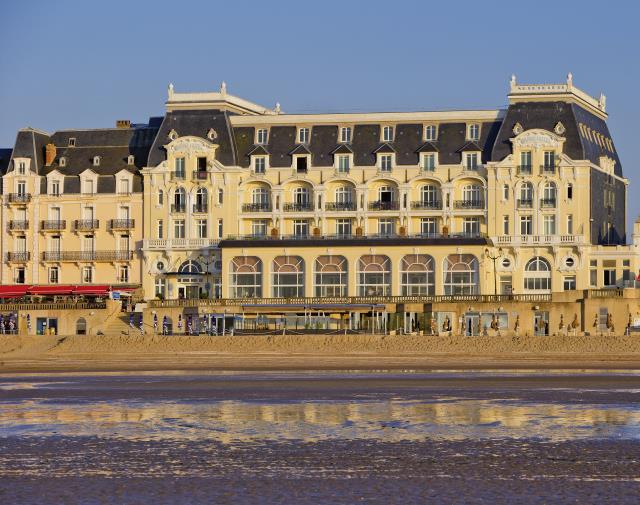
(51, 180), (60, 196)
(82, 266), (93, 283)
(175, 157), (185, 178)
(17, 181), (26, 196)
(158, 190), (164, 205)
(604, 268), (616, 287)
(380, 154), (392, 172)
(567, 215), (573, 235)
(155, 278), (166, 298)
(563, 276), (576, 291)
(217, 188), (224, 205)
(520, 216), (532, 235)
(49, 267), (59, 284)
(382, 126), (394, 142)
(422, 153), (435, 171)
(420, 217), (437, 236)
(503, 215), (509, 235)
(340, 127), (352, 143)
(567, 184), (573, 200)
(254, 156), (266, 174)
(468, 124), (480, 141)
(119, 179), (130, 194)
(15, 267), (25, 284)
(256, 128), (268, 144)
(503, 184), (509, 200)
(463, 217), (480, 236)
(520, 151), (532, 172)
(252, 220), (268, 237)
(18, 161), (26, 174)
(197, 157), (207, 172)
(119, 234), (130, 252)
(174, 219), (185, 239)
(543, 151), (555, 171)
(337, 155), (350, 173)
(465, 153), (479, 169)
(424, 125), (437, 141)
(196, 219), (208, 238)
(293, 219), (309, 237)
(336, 218), (352, 237)
(378, 218), (395, 236)
(119, 265), (129, 283)
(83, 234), (95, 252)
(298, 127), (310, 144)
(15, 236), (26, 252)
(543, 215), (556, 235)
(590, 269), (598, 287)
(157, 220), (163, 239)
(83, 180), (94, 194)
(218, 218), (223, 238)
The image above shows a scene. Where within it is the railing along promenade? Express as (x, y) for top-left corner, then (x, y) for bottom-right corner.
(0, 301), (107, 311)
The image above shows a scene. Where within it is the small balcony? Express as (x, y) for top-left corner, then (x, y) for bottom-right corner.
(517, 198), (533, 209)
(242, 202), (271, 213)
(284, 202), (314, 212)
(540, 198), (557, 208)
(171, 171), (186, 180)
(171, 204), (186, 213)
(6, 252), (30, 262)
(74, 219), (100, 231)
(192, 171), (208, 181)
(8, 220), (29, 231)
(540, 164), (557, 175)
(41, 220), (66, 231)
(453, 200), (484, 210)
(7, 193), (31, 204)
(325, 202), (356, 211)
(368, 201), (399, 211)
(42, 250), (134, 262)
(411, 200), (442, 210)
(192, 204), (208, 213)
(109, 219), (135, 230)
(517, 165), (532, 175)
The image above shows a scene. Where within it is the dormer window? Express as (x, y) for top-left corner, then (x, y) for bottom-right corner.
(68, 138), (76, 147)
(424, 125), (437, 141)
(340, 127), (352, 143)
(83, 179), (94, 195)
(253, 156), (267, 174)
(119, 178), (130, 194)
(51, 180), (61, 196)
(336, 154), (351, 173)
(298, 127), (310, 144)
(93, 156), (100, 167)
(379, 154), (393, 172)
(17, 161), (26, 174)
(59, 157), (66, 167)
(127, 155), (135, 165)
(382, 126), (394, 142)
(256, 128), (268, 145)
(467, 124), (480, 141)
(421, 153), (436, 171)
(465, 152), (479, 170)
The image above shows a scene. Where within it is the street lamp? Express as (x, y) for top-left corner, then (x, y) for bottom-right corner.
(485, 247), (503, 296)
(197, 253), (215, 299)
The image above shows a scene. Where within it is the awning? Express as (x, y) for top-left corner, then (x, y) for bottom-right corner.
(72, 285), (110, 295)
(0, 285), (29, 297)
(28, 285), (74, 295)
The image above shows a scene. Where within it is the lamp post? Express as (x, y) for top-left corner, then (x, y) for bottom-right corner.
(197, 253), (214, 299)
(484, 247), (503, 297)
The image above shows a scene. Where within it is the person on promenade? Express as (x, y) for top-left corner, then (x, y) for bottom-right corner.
(153, 314), (158, 335)
(139, 315), (144, 335)
(129, 313), (134, 335)
(162, 315), (168, 335)
(177, 315), (183, 335)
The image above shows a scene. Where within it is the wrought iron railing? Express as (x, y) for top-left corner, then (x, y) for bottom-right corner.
(453, 200), (484, 209)
(5, 252), (30, 262)
(7, 193), (31, 203)
(411, 200), (442, 210)
(74, 219), (100, 231)
(109, 219), (135, 229)
(368, 201), (400, 211)
(325, 202), (356, 211)
(41, 220), (66, 231)
(284, 202), (314, 212)
(242, 203), (272, 212)
(8, 220), (29, 231)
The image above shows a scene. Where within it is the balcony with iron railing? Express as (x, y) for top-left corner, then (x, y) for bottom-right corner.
(171, 171), (186, 180)
(41, 220), (66, 231)
(453, 200), (484, 210)
(109, 219), (135, 230)
(540, 198), (557, 208)
(223, 231), (487, 242)
(517, 198), (533, 208)
(241, 202), (272, 212)
(283, 202), (314, 212)
(74, 219), (100, 231)
(517, 165), (532, 175)
(410, 200), (442, 210)
(42, 250), (134, 262)
(171, 204), (186, 213)
(540, 164), (557, 174)
(5, 252), (30, 262)
(7, 193), (31, 204)
(192, 171), (208, 181)
(8, 220), (29, 231)
(368, 201), (400, 211)
(325, 202), (356, 211)
(192, 203), (208, 213)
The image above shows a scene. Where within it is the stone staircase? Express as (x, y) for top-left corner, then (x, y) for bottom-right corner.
(98, 313), (138, 336)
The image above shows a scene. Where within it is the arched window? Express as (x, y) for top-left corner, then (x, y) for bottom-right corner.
(178, 260), (202, 284)
(252, 187), (270, 205)
(76, 318), (87, 335)
(174, 187), (186, 211)
(315, 255), (348, 297)
(543, 182), (556, 201)
(357, 255), (391, 296)
(520, 182), (533, 202)
(195, 187), (208, 209)
(420, 185), (438, 205)
(524, 257), (551, 291)
(444, 254), (479, 295)
(335, 186), (354, 204)
(230, 256), (262, 298)
(401, 254), (435, 295)
(378, 186), (395, 202)
(293, 187), (310, 204)
(272, 256), (305, 297)
(462, 184), (481, 203)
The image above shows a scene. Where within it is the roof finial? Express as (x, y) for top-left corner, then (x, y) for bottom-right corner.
(274, 102), (281, 114)
(599, 93), (607, 111)
(567, 72), (573, 88)
(509, 74), (517, 91)
(220, 81), (227, 95)
(168, 83), (174, 99)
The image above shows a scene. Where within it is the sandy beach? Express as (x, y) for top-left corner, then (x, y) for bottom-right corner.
(2, 332), (640, 373)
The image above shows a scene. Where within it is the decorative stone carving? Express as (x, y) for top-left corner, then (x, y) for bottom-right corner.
(554, 122), (566, 135)
(207, 128), (218, 141)
(512, 122), (523, 135)
(165, 136), (217, 154)
(511, 129), (564, 149)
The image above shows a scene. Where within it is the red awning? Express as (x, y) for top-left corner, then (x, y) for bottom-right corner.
(0, 285), (29, 297)
(72, 285), (109, 295)
(28, 285), (74, 295)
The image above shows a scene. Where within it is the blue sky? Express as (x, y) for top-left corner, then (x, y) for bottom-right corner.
(1, 0), (639, 227)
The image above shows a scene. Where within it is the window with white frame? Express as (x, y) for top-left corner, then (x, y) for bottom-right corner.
(158, 189), (164, 206)
(17, 161), (26, 174)
(82, 266), (93, 283)
(444, 254), (479, 295)
(336, 218), (352, 236)
(196, 219), (208, 238)
(520, 151), (532, 171)
(503, 184), (509, 200)
(157, 219), (163, 239)
(256, 128), (268, 145)
(401, 254), (435, 295)
(252, 187), (270, 206)
(218, 219), (223, 238)
(357, 255), (391, 296)
(174, 219), (185, 239)
(543, 151), (556, 170)
(465, 152), (479, 169)
(175, 157), (185, 178)
(68, 138), (76, 147)
(543, 215), (556, 235)
(293, 219), (309, 237)
(119, 178), (130, 194)
(524, 257), (551, 291)
(51, 180), (60, 196)
(48, 267), (59, 284)
(154, 278), (166, 298)
(424, 124), (437, 141)
(567, 214), (574, 235)
(119, 265), (129, 283)
(467, 124), (480, 141)
(128, 155), (135, 165)
(378, 218), (395, 236)
(420, 217), (437, 236)
(314, 255), (348, 297)
(379, 154), (393, 172)
(59, 157), (66, 167)
(217, 188), (224, 205)
(334, 186), (354, 206)
(272, 255), (305, 297)
(563, 276), (576, 291)
(298, 127), (310, 144)
(336, 154), (351, 173)
(254, 156), (266, 174)
(230, 256), (262, 298)
(93, 156), (100, 166)
(340, 127), (352, 143)
(520, 215), (532, 235)
(422, 153), (436, 171)
(462, 217), (480, 236)
(382, 126), (394, 142)
(252, 220), (268, 237)
(83, 179), (94, 194)
(420, 184), (438, 206)
(567, 183), (573, 200)
(503, 215), (509, 235)
(462, 184), (481, 203)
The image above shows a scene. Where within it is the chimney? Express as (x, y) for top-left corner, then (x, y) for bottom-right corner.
(116, 119), (131, 129)
(45, 143), (57, 166)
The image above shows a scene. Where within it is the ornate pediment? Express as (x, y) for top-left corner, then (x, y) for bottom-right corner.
(164, 136), (218, 155)
(511, 129), (565, 149)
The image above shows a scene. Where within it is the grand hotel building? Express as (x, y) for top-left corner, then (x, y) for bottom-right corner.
(1, 76), (637, 310)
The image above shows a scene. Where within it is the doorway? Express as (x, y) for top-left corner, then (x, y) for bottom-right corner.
(534, 311), (549, 336)
(464, 312), (480, 336)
